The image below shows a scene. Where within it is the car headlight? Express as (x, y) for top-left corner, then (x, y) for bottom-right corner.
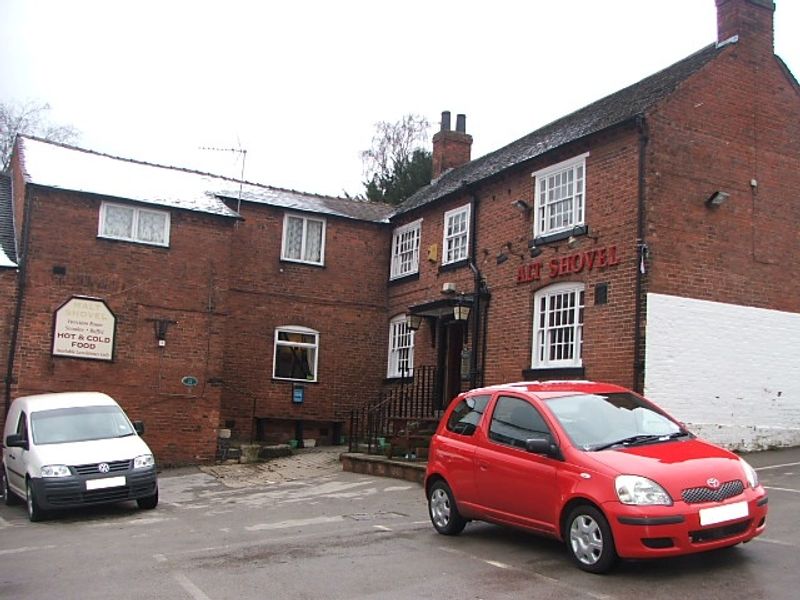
(616, 475), (673, 505)
(133, 454), (155, 469)
(740, 458), (758, 488)
(41, 465), (71, 478)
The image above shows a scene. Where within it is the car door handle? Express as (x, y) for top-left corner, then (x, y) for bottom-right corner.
(478, 461), (490, 471)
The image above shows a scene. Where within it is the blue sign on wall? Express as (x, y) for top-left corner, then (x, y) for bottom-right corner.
(292, 384), (305, 404)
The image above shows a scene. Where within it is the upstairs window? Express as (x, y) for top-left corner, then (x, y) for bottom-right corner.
(532, 153), (588, 237)
(99, 202), (170, 247)
(387, 315), (414, 378)
(532, 282), (585, 369)
(273, 326), (319, 382)
(390, 219), (421, 280)
(281, 213), (326, 265)
(442, 204), (470, 265)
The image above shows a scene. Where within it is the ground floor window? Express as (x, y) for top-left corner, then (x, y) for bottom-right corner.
(273, 326), (319, 382)
(532, 282), (584, 368)
(387, 315), (414, 378)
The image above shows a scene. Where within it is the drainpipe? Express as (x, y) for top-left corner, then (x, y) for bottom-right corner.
(632, 115), (649, 393)
(4, 188), (33, 417)
(467, 188), (485, 390)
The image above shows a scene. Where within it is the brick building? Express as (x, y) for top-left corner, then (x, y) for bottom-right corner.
(2, 0), (798, 461)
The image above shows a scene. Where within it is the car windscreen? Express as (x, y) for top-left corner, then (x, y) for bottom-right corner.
(545, 392), (683, 451)
(31, 405), (135, 445)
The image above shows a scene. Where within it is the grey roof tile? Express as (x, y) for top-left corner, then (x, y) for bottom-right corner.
(395, 43), (724, 216)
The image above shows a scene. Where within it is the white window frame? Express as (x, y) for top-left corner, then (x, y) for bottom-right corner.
(390, 219), (422, 280)
(273, 325), (319, 382)
(98, 202), (170, 247)
(387, 314), (415, 378)
(281, 213), (326, 266)
(442, 204), (470, 265)
(532, 282), (585, 369)
(531, 153), (589, 238)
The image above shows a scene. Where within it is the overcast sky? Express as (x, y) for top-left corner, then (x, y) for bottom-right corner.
(2, 0), (798, 198)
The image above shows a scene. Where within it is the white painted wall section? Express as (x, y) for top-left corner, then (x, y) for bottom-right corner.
(644, 293), (800, 451)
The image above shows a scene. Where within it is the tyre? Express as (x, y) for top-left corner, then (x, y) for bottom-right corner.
(3, 468), (21, 506)
(26, 480), (47, 522)
(428, 480), (466, 536)
(137, 488), (159, 510)
(565, 504), (617, 574)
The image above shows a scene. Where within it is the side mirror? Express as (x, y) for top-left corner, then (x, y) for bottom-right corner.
(525, 436), (558, 458)
(5, 433), (29, 450)
(133, 421), (145, 435)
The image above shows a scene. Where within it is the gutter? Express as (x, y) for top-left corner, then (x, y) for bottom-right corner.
(632, 114), (649, 393)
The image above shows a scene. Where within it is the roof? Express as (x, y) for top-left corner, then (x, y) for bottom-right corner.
(16, 137), (393, 224)
(0, 173), (17, 268)
(395, 42), (726, 216)
(12, 391), (119, 412)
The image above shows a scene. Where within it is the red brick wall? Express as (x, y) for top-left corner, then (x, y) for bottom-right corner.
(219, 203), (390, 444)
(8, 187), (235, 464)
(645, 38), (800, 312)
(0, 269), (18, 436)
(390, 125), (643, 393)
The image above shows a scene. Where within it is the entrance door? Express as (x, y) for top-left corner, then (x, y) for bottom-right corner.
(441, 320), (465, 408)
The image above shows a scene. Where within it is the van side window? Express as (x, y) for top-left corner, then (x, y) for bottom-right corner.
(446, 395), (490, 436)
(16, 411), (28, 440)
(489, 396), (551, 449)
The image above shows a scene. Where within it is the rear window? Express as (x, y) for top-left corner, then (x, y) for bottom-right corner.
(446, 394), (490, 436)
(31, 405), (135, 445)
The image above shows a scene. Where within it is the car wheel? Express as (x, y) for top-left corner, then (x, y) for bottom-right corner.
(3, 469), (20, 506)
(137, 488), (159, 510)
(428, 480), (466, 536)
(565, 505), (617, 574)
(26, 480), (46, 522)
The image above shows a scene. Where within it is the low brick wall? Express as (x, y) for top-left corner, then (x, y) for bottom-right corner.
(340, 453), (425, 484)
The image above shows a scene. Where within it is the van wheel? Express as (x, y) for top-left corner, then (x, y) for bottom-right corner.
(137, 488), (158, 510)
(565, 505), (617, 574)
(428, 480), (466, 535)
(26, 480), (46, 522)
(3, 469), (20, 506)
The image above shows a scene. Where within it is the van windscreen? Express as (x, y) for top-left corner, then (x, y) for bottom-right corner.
(31, 405), (135, 445)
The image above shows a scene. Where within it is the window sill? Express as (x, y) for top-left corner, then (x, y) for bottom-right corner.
(383, 375), (414, 383)
(438, 258), (469, 273)
(96, 235), (170, 249)
(522, 366), (585, 380)
(279, 259), (326, 269)
(388, 272), (420, 286)
(272, 377), (318, 384)
(533, 224), (588, 247)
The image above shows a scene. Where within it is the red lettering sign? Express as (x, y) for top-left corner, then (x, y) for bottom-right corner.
(516, 245), (621, 284)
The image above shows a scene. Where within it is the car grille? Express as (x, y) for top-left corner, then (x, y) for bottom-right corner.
(73, 460), (131, 476)
(690, 520), (751, 544)
(681, 480), (744, 504)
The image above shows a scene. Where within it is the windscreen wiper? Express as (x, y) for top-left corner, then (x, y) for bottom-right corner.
(593, 431), (689, 451)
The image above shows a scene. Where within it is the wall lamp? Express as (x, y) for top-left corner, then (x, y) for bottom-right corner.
(406, 314), (423, 331)
(706, 190), (729, 207)
(453, 296), (471, 321)
(496, 242), (512, 265)
(567, 225), (599, 249)
(527, 239), (543, 258)
(512, 199), (532, 215)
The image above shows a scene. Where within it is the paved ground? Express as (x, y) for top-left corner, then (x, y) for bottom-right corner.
(0, 445), (798, 599)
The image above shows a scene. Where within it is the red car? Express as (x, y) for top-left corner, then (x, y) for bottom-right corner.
(424, 381), (767, 573)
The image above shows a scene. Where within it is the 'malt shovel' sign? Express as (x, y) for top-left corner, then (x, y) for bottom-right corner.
(52, 296), (116, 361)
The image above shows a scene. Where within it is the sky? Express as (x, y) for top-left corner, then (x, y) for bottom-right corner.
(1, 0), (798, 199)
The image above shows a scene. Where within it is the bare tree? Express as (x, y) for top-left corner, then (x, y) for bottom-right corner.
(1, 100), (79, 172)
(361, 114), (431, 204)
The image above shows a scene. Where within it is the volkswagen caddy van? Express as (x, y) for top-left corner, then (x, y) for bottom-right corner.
(2, 392), (158, 521)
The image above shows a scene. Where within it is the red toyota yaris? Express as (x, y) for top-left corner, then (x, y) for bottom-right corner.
(424, 381), (767, 573)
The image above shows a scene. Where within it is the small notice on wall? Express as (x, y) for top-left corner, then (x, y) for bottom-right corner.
(52, 296), (116, 361)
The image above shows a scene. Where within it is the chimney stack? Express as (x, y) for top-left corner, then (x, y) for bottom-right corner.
(432, 110), (473, 179)
(715, 0), (774, 53)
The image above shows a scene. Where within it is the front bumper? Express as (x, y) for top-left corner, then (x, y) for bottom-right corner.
(30, 467), (158, 511)
(604, 489), (768, 559)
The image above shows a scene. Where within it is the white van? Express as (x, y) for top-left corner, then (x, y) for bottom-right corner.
(2, 392), (158, 521)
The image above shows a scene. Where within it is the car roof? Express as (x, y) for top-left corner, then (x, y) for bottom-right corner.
(11, 392), (119, 413)
(466, 380), (631, 397)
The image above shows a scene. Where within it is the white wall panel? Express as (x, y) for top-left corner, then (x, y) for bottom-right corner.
(644, 293), (800, 450)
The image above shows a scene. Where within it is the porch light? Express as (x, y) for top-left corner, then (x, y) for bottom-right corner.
(406, 314), (423, 331)
(453, 304), (470, 321)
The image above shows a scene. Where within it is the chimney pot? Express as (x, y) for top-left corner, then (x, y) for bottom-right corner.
(456, 114), (466, 133)
(440, 111), (451, 132)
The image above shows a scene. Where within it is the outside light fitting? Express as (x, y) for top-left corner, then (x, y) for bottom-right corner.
(406, 314), (423, 331)
(527, 239), (543, 258)
(512, 199), (532, 215)
(453, 304), (470, 321)
(706, 190), (729, 207)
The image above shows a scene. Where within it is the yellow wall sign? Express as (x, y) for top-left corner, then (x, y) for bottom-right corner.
(52, 296), (116, 361)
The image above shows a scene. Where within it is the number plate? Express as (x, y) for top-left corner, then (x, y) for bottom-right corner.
(85, 476), (126, 491)
(699, 500), (748, 526)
